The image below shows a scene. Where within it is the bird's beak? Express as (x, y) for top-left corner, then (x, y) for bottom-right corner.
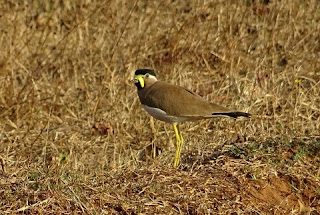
(133, 75), (145, 88)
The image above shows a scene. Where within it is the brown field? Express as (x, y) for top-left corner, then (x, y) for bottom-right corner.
(1, 0), (320, 214)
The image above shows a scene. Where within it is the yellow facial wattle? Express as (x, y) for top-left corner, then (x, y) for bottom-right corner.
(135, 74), (145, 88)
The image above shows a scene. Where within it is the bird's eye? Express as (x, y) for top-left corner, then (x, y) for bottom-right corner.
(146, 73), (149, 78)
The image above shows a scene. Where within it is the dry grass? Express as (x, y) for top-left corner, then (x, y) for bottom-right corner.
(0, 0), (320, 214)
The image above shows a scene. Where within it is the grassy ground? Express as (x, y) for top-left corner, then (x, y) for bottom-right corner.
(0, 0), (320, 214)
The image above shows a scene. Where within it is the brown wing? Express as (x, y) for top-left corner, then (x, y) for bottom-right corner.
(138, 81), (231, 117)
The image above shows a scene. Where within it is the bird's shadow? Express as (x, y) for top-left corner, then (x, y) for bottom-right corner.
(180, 140), (249, 170)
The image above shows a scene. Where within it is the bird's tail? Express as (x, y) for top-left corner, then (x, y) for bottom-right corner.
(212, 112), (251, 118)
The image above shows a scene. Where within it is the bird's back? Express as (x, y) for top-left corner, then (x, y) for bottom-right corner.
(138, 81), (231, 118)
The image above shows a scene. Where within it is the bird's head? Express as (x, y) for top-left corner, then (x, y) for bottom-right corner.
(133, 69), (157, 90)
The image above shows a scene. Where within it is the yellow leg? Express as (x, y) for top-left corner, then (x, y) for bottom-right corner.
(173, 124), (184, 168)
(177, 125), (183, 162)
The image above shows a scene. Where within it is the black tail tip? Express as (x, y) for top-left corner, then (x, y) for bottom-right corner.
(212, 112), (252, 118)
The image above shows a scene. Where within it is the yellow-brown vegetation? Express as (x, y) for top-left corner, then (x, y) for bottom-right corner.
(0, 0), (319, 214)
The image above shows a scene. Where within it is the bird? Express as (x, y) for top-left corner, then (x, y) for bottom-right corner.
(133, 69), (251, 168)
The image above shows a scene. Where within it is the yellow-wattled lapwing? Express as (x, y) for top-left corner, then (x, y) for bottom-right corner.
(133, 69), (251, 167)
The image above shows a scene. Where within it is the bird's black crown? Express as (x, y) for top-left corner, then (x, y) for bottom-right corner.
(135, 69), (156, 77)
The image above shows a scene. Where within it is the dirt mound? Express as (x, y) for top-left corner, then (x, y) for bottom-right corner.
(244, 175), (319, 214)
(96, 166), (320, 214)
